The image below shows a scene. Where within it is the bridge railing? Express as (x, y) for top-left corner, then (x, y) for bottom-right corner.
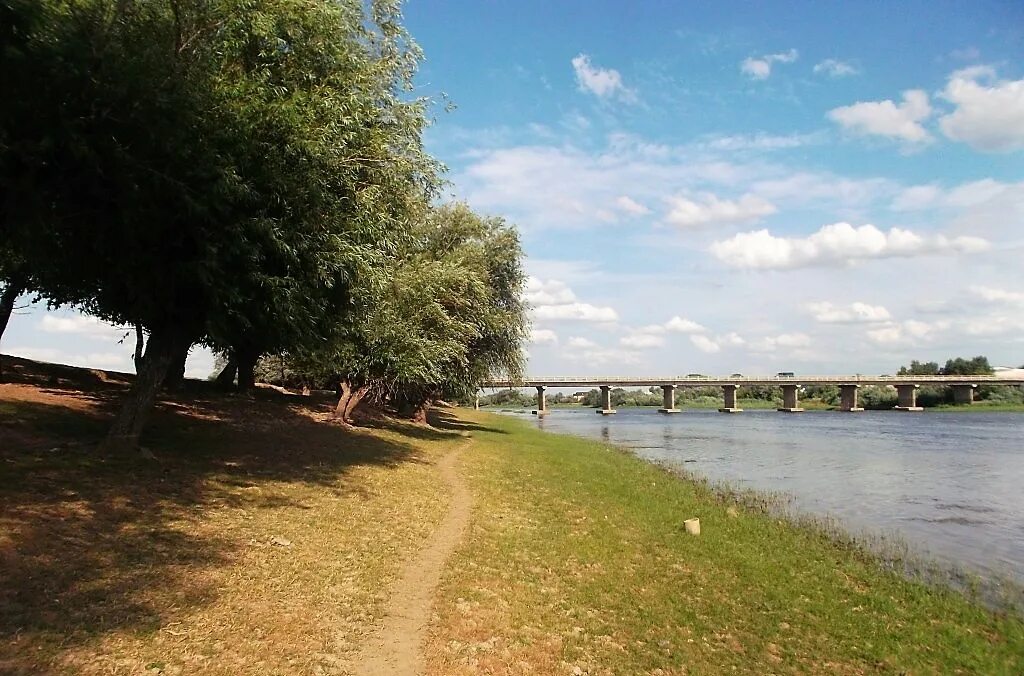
(482, 374), (1022, 386)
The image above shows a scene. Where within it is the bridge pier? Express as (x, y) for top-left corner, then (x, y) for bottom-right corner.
(718, 384), (742, 413)
(596, 385), (617, 415)
(895, 384), (923, 411)
(658, 384), (680, 413)
(778, 383), (804, 412)
(532, 385), (547, 416)
(953, 383), (977, 405)
(839, 384), (863, 412)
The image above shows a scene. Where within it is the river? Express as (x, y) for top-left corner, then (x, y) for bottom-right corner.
(506, 407), (1024, 584)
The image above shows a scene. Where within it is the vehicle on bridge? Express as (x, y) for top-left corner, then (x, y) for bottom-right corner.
(777, 371), (795, 378)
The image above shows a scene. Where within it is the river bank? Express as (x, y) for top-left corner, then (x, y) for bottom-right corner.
(428, 410), (1024, 674)
(2, 364), (1022, 673)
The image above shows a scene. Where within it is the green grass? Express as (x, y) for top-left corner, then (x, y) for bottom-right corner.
(427, 410), (1024, 675)
(931, 401), (1024, 412)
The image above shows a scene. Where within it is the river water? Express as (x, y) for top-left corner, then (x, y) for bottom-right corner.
(509, 408), (1024, 584)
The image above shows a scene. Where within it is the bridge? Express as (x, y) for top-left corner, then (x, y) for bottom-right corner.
(481, 374), (1024, 415)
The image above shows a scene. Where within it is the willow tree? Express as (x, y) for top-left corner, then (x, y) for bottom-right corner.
(297, 203), (528, 425)
(0, 0), (437, 448)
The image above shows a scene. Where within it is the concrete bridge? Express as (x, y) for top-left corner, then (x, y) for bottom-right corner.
(481, 374), (1024, 415)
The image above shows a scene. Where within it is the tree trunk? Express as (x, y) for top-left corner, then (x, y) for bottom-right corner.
(333, 380), (353, 422)
(236, 347), (259, 393)
(214, 355), (238, 389)
(344, 385), (369, 424)
(133, 324), (145, 373)
(102, 328), (192, 451)
(0, 275), (27, 382)
(162, 343), (190, 390)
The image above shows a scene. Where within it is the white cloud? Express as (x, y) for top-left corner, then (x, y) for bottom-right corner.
(530, 328), (559, 345)
(39, 314), (127, 340)
(813, 59), (859, 77)
(741, 49), (798, 80)
(620, 333), (666, 349)
(614, 195), (651, 216)
(718, 332), (746, 347)
(701, 132), (823, 152)
(571, 54), (637, 103)
(524, 276), (576, 306)
(526, 276), (618, 322)
(710, 222), (989, 270)
(563, 345), (641, 366)
(8, 345), (132, 371)
(566, 336), (597, 349)
(866, 320), (945, 346)
(665, 316), (707, 334)
(970, 285), (1024, 305)
(892, 178), (1021, 211)
(939, 67), (1024, 152)
(805, 301), (891, 323)
(827, 90), (932, 143)
(689, 334), (721, 354)
(749, 333), (812, 352)
(534, 302), (618, 322)
(664, 192), (776, 228)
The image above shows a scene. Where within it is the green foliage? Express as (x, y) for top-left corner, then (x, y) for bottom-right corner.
(898, 360), (941, 376)
(942, 356), (994, 376)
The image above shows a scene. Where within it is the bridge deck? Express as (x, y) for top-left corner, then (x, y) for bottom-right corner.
(485, 375), (1024, 388)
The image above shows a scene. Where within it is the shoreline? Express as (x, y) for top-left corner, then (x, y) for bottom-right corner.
(428, 410), (1024, 672)
(486, 407), (1024, 608)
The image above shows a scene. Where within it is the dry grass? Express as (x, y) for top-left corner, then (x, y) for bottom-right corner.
(0, 356), (461, 675)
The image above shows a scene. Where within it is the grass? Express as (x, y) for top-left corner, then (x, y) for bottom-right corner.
(0, 357), (462, 675)
(425, 410), (1024, 675)
(4, 356), (1023, 674)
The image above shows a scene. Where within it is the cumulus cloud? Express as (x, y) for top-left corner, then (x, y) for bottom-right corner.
(749, 333), (812, 352)
(526, 276), (618, 322)
(970, 285), (1024, 305)
(664, 192), (776, 228)
(740, 49), (798, 79)
(827, 90), (932, 143)
(813, 59), (858, 77)
(689, 334), (721, 354)
(805, 301), (891, 323)
(571, 54), (637, 103)
(939, 66), (1024, 152)
(524, 276), (576, 306)
(39, 314), (127, 339)
(620, 333), (666, 349)
(709, 222), (989, 270)
(563, 345), (641, 366)
(8, 345), (131, 371)
(566, 336), (597, 349)
(534, 303), (618, 322)
(663, 317), (706, 333)
(614, 195), (651, 216)
(530, 328), (559, 345)
(866, 320), (945, 346)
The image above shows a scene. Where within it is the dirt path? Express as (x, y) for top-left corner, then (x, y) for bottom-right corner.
(350, 439), (472, 675)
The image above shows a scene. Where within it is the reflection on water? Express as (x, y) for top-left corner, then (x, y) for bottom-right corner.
(514, 408), (1024, 583)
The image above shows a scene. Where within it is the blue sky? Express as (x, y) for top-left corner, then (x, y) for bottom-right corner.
(4, 0), (1024, 378)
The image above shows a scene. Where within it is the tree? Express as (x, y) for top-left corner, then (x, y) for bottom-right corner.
(897, 360), (941, 376)
(942, 356), (993, 376)
(2, 0), (437, 447)
(288, 203), (528, 425)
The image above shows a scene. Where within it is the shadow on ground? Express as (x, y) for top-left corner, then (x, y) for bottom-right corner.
(0, 355), (459, 671)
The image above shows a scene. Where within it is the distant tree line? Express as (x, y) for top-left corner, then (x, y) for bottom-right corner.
(0, 0), (527, 447)
(479, 354), (1022, 411)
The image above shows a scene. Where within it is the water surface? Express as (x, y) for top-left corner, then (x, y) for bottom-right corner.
(509, 407), (1024, 583)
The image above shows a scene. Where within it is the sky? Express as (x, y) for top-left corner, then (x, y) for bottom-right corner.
(4, 0), (1023, 379)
